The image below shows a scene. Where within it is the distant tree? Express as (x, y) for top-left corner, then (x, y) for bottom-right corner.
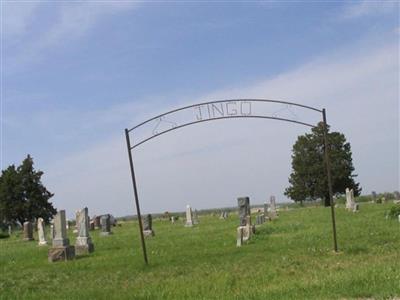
(0, 165), (23, 226)
(284, 123), (361, 206)
(0, 155), (56, 225)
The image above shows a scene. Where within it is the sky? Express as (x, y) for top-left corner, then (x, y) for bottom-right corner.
(2, 1), (399, 218)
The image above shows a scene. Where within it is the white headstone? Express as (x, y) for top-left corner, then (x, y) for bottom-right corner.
(37, 217), (48, 246)
(345, 188), (356, 211)
(185, 205), (193, 227)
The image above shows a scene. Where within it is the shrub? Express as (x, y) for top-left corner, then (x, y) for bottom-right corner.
(388, 205), (400, 219)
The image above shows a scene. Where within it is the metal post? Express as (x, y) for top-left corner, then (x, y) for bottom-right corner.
(125, 128), (148, 264)
(322, 109), (338, 252)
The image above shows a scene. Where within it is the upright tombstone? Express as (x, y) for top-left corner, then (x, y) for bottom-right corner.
(48, 210), (75, 262)
(345, 188), (356, 211)
(394, 190), (400, 200)
(8, 225), (11, 236)
(94, 216), (101, 229)
(142, 214), (154, 237)
(37, 218), (47, 246)
(263, 202), (268, 216)
(236, 227), (244, 247)
(23, 221), (34, 241)
(238, 197), (250, 226)
(237, 197), (252, 241)
(170, 216), (175, 224)
(100, 214), (112, 236)
(352, 203), (359, 213)
(185, 205), (194, 227)
(269, 196), (278, 219)
(75, 207), (94, 255)
(193, 209), (199, 225)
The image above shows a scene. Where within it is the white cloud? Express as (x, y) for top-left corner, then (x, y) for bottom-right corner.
(341, 1), (398, 19)
(4, 2), (139, 71)
(40, 38), (398, 218)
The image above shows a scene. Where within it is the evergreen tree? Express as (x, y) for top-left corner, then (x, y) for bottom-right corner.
(0, 155), (56, 225)
(285, 123), (361, 206)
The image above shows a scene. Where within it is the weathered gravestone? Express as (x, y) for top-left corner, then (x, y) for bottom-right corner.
(345, 188), (356, 210)
(237, 197), (252, 241)
(8, 225), (11, 236)
(170, 216), (175, 224)
(185, 205), (194, 227)
(238, 197), (250, 226)
(269, 196), (278, 219)
(94, 216), (101, 229)
(394, 191), (400, 200)
(23, 221), (34, 241)
(143, 214), (155, 237)
(236, 227), (244, 247)
(48, 210), (75, 262)
(100, 214), (112, 236)
(352, 203), (359, 213)
(75, 207), (94, 255)
(37, 217), (47, 246)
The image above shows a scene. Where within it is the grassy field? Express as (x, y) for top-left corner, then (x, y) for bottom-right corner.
(1, 202), (399, 300)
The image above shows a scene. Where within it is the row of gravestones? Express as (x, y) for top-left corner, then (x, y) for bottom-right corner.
(22, 208), (115, 262)
(345, 189), (400, 213)
(236, 196), (279, 247)
(140, 205), (200, 238)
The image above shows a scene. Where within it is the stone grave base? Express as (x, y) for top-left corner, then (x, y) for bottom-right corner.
(38, 241), (48, 246)
(143, 230), (155, 237)
(75, 243), (94, 255)
(184, 222), (193, 227)
(237, 226), (244, 247)
(48, 245), (75, 262)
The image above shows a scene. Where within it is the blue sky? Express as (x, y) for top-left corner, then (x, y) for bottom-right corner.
(2, 1), (399, 218)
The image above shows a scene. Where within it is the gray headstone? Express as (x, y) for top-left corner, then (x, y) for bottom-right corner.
(143, 214), (154, 237)
(8, 225), (11, 236)
(100, 214), (112, 236)
(238, 197), (250, 226)
(263, 202), (268, 215)
(23, 221), (34, 241)
(48, 210), (75, 262)
(75, 207), (94, 255)
(394, 191), (400, 200)
(52, 210), (69, 247)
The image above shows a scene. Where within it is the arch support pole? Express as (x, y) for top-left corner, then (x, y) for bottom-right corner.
(322, 109), (338, 252)
(125, 128), (148, 264)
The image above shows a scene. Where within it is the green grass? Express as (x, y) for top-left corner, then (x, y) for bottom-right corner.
(1, 203), (399, 299)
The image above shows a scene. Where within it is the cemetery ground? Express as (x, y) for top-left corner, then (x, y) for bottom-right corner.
(1, 203), (399, 300)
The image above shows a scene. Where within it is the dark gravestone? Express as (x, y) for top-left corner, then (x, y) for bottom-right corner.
(238, 197), (250, 226)
(143, 214), (154, 237)
(100, 214), (112, 236)
(23, 221), (34, 241)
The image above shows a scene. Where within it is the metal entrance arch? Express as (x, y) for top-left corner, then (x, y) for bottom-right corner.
(125, 99), (338, 264)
